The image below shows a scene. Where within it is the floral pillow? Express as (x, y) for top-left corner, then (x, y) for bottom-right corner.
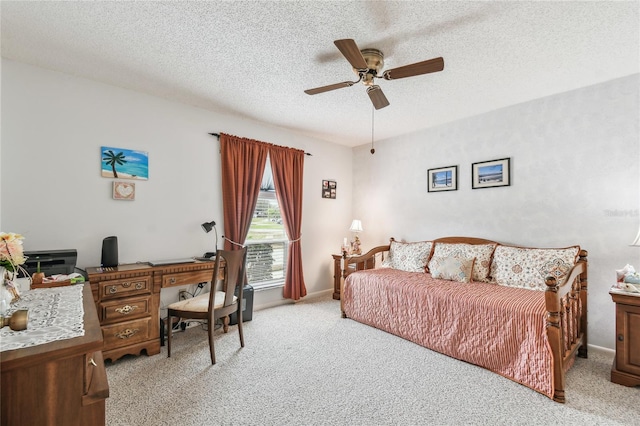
(429, 243), (496, 282)
(382, 240), (433, 272)
(490, 245), (580, 291)
(429, 255), (475, 283)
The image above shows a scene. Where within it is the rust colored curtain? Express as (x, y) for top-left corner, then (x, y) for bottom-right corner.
(220, 133), (268, 251)
(269, 145), (307, 300)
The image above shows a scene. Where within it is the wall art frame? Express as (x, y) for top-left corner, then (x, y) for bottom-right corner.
(101, 146), (149, 180)
(322, 180), (336, 199)
(472, 157), (511, 189)
(113, 181), (136, 200)
(427, 165), (458, 192)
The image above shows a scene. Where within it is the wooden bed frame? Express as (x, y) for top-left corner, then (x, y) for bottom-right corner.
(339, 236), (588, 403)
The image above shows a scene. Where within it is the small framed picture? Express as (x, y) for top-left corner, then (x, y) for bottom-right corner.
(427, 165), (458, 192)
(322, 180), (336, 199)
(113, 181), (136, 200)
(472, 158), (511, 189)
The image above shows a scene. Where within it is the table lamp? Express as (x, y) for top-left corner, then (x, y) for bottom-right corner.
(350, 219), (363, 255)
(201, 220), (218, 256)
(631, 225), (640, 246)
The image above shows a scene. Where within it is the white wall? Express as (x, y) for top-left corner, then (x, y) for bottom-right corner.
(352, 74), (640, 350)
(3, 59), (638, 350)
(0, 59), (354, 310)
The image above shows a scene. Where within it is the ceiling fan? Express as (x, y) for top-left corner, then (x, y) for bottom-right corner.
(304, 39), (444, 110)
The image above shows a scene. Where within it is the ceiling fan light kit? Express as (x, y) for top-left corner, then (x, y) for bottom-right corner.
(305, 38), (444, 110)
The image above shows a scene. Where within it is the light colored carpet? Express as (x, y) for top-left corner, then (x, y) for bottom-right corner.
(105, 295), (639, 425)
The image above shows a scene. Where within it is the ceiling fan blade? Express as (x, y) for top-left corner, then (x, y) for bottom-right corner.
(304, 81), (355, 95)
(367, 85), (390, 110)
(383, 57), (444, 80)
(334, 39), (369, 70)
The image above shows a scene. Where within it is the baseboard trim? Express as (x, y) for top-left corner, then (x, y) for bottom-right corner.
(253, 288), (333, 312)
(297, 288), (334, 301)
(588, 343), (615, 356)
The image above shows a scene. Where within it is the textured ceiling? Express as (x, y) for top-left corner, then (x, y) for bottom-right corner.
(1, 1), (639, 147)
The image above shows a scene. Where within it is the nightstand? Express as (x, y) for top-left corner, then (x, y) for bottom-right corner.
(331, 252), (374, 300)
(610, 289), (640, 387)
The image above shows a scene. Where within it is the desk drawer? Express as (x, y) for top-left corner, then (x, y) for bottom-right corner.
(99, 276), (151, 300)
(99, 295), (151, 324)
(102, 317), (152, 350)
(163, 269), (214, 287)
(83, 350), (106, 396)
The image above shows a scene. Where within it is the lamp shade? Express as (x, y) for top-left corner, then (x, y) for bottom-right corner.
(349, 219), (363, 233)
(631, 226), (640, 246)
(201, 221), (216, 233)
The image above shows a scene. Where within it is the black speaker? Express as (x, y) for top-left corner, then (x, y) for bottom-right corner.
(101, 236), (119, 267)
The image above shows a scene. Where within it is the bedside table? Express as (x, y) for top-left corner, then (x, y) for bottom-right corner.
(610, 289), (640, 387)
(331, 252), (374, 300)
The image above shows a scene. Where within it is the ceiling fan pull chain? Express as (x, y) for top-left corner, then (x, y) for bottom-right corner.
(370, 106), (376, 155)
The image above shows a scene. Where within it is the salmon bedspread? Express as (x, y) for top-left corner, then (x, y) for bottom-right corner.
(342, 268), (555, 398)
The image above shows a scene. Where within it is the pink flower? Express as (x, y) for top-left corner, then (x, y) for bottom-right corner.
(0, 232), (26, 272)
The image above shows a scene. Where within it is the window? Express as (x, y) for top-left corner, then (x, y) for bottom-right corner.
(246, 159), (287, 289)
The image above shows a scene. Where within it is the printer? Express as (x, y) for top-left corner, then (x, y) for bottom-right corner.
(18, 249), (78, 277)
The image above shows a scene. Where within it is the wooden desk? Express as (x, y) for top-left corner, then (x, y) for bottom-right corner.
(86, 260), (218, 362)
(0, 284), (109, 426)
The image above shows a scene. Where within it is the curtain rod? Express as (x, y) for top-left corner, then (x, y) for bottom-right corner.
(209, 133), (312, 156)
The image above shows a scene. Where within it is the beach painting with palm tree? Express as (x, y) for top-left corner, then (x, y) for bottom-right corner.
(101, 146), (149, 180)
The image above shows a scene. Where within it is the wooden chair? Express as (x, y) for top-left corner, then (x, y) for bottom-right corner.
(166, 247), (247, 364)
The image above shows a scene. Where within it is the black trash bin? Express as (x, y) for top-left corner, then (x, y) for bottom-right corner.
(229, 284), (254, 325)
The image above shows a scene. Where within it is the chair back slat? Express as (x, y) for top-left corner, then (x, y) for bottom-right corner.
(209, 248), (247, 310)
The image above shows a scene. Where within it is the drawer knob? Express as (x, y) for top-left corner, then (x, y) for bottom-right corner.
(135, 282), (144, 290)
(122, 282), (132, 288)
(108, 286), (117, 294)
(618, 334), (624, 342)
(115, 328), (139, 339)
(169, 278), (177, 284)
(115, 305), (139, 315)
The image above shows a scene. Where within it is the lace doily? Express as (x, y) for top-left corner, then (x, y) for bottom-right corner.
(0, 285), (85, 352)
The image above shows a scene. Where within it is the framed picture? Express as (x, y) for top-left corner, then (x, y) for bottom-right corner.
(472, 158), (511, 189)
(101, 146), (149, 180)
(322, 180), (336, 199)
(113, 181), (136, 200)
(427, 165), (458, 192)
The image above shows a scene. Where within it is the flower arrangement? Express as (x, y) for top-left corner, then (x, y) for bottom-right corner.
(1, 232), (27, 272)
(0, 232), (27, 303)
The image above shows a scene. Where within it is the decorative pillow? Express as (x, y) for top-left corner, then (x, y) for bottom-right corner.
(429, 243), (497, 282)
(384, 240), (433, 272)
(429, 255), (475, 283)
(490, 245), (580, 291)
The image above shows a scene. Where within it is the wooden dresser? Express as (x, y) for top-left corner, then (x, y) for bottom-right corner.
(86, 261), (218, 362)
(0, 284), (109, 426)
(610, 289), (640, 387)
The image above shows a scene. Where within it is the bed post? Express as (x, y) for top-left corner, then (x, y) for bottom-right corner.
(545, 276), (566, 403)
(577, 249), (588, 358)
(340, 250), (347, 318)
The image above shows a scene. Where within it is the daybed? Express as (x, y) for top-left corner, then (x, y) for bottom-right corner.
(340, 237), (588, 403)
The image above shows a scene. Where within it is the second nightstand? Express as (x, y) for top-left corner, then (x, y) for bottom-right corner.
(610, 288), (640, 387)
